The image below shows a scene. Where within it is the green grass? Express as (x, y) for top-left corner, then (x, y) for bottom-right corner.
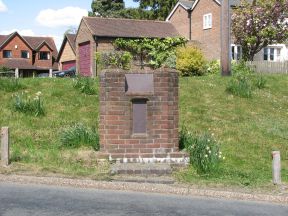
(0, 78), (109, 179)
(0, 75), (287, 187)
(178, 74), (288, 187)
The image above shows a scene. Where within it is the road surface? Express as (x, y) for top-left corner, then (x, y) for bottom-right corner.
(0, 182), (287, 216)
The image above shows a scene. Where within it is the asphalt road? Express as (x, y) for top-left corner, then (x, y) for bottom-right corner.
(0, 183), (287, 216)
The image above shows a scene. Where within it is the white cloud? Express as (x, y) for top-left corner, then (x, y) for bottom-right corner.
(36, 7), (87, 28)
(0, 29), (35, 36)
(0, 0), (7, 12)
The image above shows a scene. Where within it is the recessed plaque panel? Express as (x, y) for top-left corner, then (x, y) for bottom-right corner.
(125, 74), (154, 94)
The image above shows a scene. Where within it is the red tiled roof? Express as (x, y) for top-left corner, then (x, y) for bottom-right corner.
(2, 58), (58, 70)
(66, 34), (76, 52)
(83, 17), (180, 38)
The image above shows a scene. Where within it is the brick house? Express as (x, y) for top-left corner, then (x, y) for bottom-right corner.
(57, 34), (76, 71)
(167, 0), (287, 62)
(0, 32), (58, 77)
(75, 17), (180, 77)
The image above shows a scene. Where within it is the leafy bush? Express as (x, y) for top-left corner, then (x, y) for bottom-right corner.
(60, 123), (99, 150)
(205, 60), (220, 75)
(176, 46), (206, 76)
(73, 77), (97, 95)
(114, 37), (187, 69)
(0, 78), (25, 92)
(12, 91), (45, 117)
(96, 51), (132, 70)
(227, 62), (267, 98)
(180, 128), (224, 174)
(163, 53), (177, 69)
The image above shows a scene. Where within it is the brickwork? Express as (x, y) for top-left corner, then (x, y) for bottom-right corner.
(191, 0), (221, 60)
(0, 34), (32, 65)
(168, 5), (190, 39)
(34, 44), (53, 68)
(99, 69), (187, 164)
(75, 20), (97, 77)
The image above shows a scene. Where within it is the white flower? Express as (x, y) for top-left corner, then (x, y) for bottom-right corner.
(219, 155), (222, 159)
(212, 133), (215, 136)
(208, 139), (211, 142)
(208, 150), (211, 154)
(35, 91), (42, 96)
(205, 154), (208, 158)
(206, 146), (210, 150)
(223, 157), (226, 160)
(34, 96), (39, 100)
(219, 151), (222, 155)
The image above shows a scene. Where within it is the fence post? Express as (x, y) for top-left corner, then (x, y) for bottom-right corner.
(1, 127), (9, 167)
(49, 69), (53, 78)
(15, 68), (19, 79)
(272, 151), (281, 185)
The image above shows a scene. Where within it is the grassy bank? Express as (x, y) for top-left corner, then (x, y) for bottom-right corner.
(0, 75), (287, 187)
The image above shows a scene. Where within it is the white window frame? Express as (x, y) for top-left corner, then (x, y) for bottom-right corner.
(203, 13), (212, 29)
(263, 47), (281, 61)
(231, 44), (242, 60)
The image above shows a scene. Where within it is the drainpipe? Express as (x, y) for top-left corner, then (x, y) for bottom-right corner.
(188, 9), (192, 41)
(93, 35), (98, 77)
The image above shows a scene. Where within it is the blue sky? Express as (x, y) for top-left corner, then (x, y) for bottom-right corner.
(0, 0), (139, 49)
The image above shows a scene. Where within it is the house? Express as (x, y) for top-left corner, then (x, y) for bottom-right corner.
(167, 0), (288, 62)
(0, 32), (58, 77)
(57, 34), (76, 71)
(75, 17), (180, 77)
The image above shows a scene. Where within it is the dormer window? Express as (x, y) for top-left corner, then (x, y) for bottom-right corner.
(203, 13), (212, 29)
(21, 51), (29, 59)
(3, 50), (12, 58)
(39, 51), (50, 60)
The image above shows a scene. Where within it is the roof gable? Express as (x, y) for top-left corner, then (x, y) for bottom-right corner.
(0, 32), (33, 51)
(56, 34), (76, 62)
(82, 17), (180, 38)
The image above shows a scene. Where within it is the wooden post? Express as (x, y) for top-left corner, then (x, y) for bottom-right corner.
(1, 127), (9, 167)
(221, 0), (231, 76)
(272, 151), (281, 185)
(15, 68), (19, 79)
(49, 69), (53, 78)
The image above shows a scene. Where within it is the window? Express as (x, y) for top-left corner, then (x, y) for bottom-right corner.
(132, 99), (147, 134)
(231, 44), (242, 60)
(21, 51), (29, 59)
(3, 50), (12, 58)
(39, 51), (50, 60)
(203, 13), (212, 29)
(263, 47), (281, 61)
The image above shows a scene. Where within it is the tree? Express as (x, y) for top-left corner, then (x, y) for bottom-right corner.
(133, 0), (178, 20)
(88, 0), (125, 17)
(232, 0), (288, 61)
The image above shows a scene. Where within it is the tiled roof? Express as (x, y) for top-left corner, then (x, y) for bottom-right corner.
(83, 17), (180, 38)
(66, 34), (76, 52)
(1, 58), (58, 70)
(0, 32), (58, 59)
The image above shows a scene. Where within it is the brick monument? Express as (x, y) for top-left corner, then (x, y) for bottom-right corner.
(99, 69), (187, 164)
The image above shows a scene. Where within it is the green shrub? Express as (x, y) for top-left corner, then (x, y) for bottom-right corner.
(226, 62), (267, 98)
(0, 78), (25, 92)
(163, 53), (177, 69)
(60, 123), (99, 150)
(96, 51), (132, 71)
(13, 91), (45, 117)
(205, 60), (220, 75)
(181, 128), (224, 174)
(176, 46), (206, 76)
(73, 77), (97, 95)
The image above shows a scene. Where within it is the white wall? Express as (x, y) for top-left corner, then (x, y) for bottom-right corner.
(254, 44), (288, 62)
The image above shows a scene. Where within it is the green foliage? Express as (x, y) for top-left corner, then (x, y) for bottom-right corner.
(60, 123), (99, 150)
(89, 0), (125, 17)
(0, 78), (25, 92)
(205, 60), (220, 75)
(226, 62), (267, 98)
(181, 128), (224, 174)
(176, 46), (206, 76)
(96, 51), (132, 70)
(163, 53), (177, 69)
(12, 91), (45, 117)
(73, 77), (97, 95)
(114, 37), (186, 69)
(135, 0), (178, 20)
(232, 0), (288, 61)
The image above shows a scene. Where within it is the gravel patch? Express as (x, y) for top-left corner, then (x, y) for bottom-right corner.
(0, 174), (287, 205)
